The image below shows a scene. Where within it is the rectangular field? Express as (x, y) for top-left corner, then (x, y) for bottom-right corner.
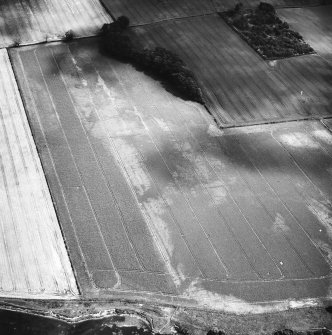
(101, 0), (215, 25)
(214, 0), (325, 11)
(10, 39), (332, 305)
(0, 0), (111, 47)
(278, 5), (332, 63)
(0, 49), (78, 299)
(132, 14), (332, 126)
(100, 0), (325, 25)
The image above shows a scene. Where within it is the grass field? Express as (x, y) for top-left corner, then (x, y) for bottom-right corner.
(10, 39), (332, 305)
(0, 0), (111, 47)
(131, 14), (332, 126)
(278, 5), (332, 63)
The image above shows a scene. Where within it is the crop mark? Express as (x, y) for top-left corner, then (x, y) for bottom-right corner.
(35, 47), (121, 289)
(109, 61), (227, 280)
(14, 50), (81, 295)
(130, 64), (282, 279)
(63, 46), (170, 274)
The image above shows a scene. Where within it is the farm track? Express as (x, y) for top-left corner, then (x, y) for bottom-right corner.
(131, 14), (332, 126)
(0, 0), (111, 48)
(9, 39), (332, 305)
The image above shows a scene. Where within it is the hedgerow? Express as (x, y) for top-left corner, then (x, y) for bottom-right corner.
(100, 17), (203, 103)
(220, 2), (314, 60)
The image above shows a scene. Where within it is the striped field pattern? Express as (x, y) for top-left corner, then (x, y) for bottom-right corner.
(132, 14), (332, 126)
(0, 0), (111, 48)
(213, 0), (326, 12)
(278, 5), (332, 63)
(101, 0), (216, 25)
(0, 49), (78, 298)
(100, 0), (325, 26)
(10, 40), (332, 304)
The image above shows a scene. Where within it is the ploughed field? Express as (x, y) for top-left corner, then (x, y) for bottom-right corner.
(130, 14), (332, 126)
(214, 0), (326, 11)
(0, 0), (111, 47)
(101, 0), (325, 25)
(278, 5), (332, 63)
(101, 0), (215, 25)
(10, 38), (332, 306)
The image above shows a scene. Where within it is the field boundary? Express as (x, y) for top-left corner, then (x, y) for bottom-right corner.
(4, 34), (103, 51)
(0, 48), (78, 298)
(6, 32), (332, 130)
(6, 49), (82, 297)
(213, 112), (332, 129)
(100, 0), (332, 27)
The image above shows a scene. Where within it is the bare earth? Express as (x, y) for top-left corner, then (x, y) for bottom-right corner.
(10, 39), (332, 310)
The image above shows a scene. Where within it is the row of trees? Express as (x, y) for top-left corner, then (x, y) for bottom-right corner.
(100, 17), (204, 103)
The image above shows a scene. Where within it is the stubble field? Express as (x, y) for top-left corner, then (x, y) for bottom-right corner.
(0, 0), (111, 47)
(0, 48), (78, 298)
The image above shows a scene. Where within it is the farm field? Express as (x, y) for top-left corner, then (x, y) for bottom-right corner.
(0, 0), (111, 48)
(323, 118), (332, 131)
(213, 0), (325, 12)
(100, 0), (325, 25)
(0, 49), (78, 299)
(131, 14), (332, 126)
(278, 5), (332, 63)
(101, 0), (215, 25)
(10, 38), (332, 307)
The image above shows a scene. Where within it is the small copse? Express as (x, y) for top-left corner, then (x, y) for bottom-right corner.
(100, 17), (203, 103)
(221, 2), (314, 59)
(63, 30), (74, 42)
